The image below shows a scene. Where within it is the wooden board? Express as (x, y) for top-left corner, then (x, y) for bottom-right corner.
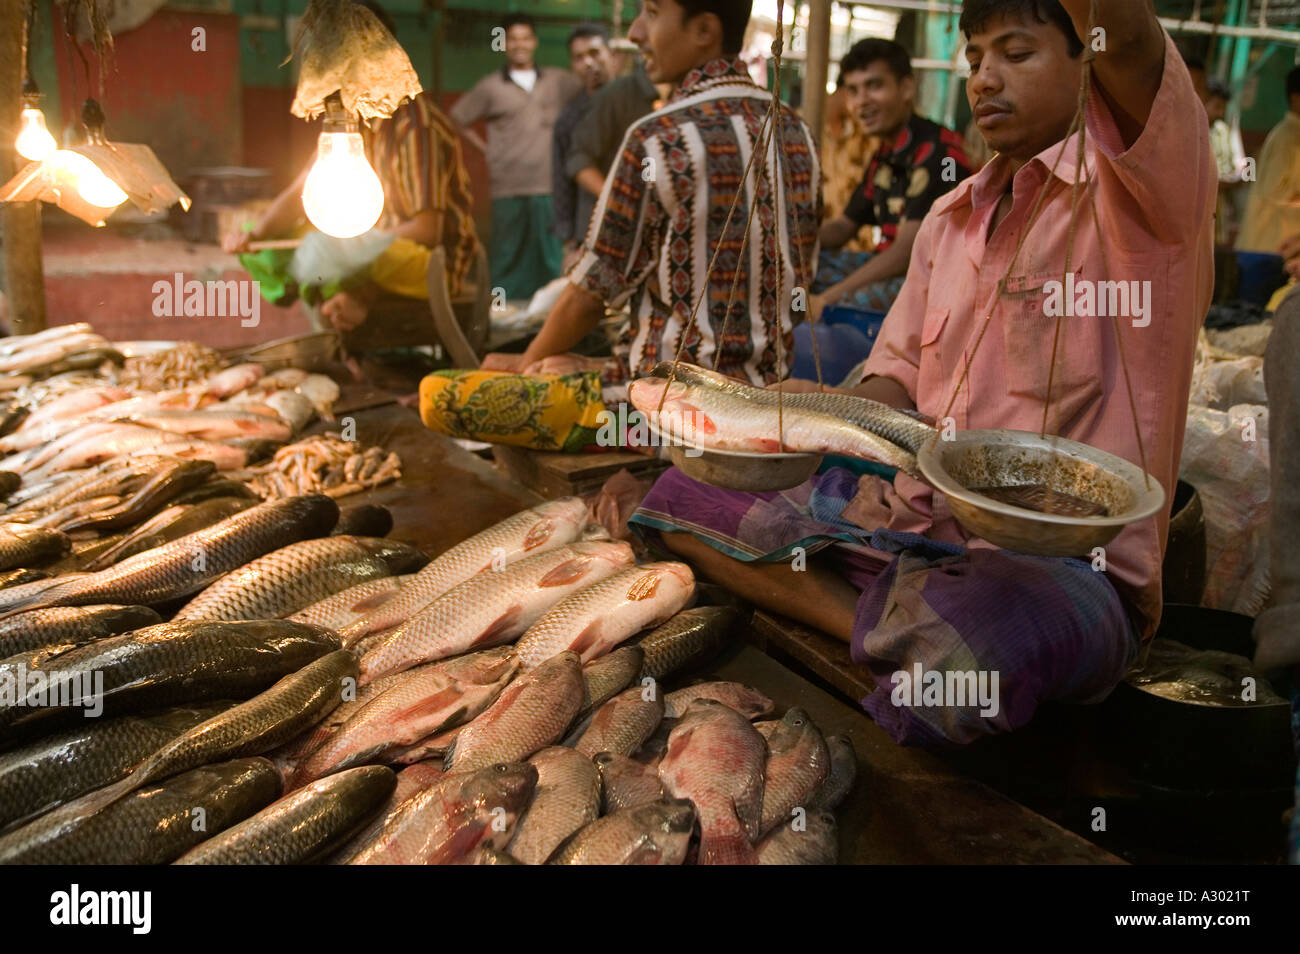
(749, 609), (876, 702)
(492, 444), (669, 499)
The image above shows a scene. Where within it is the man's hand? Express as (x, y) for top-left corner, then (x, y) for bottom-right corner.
(526, 354), (603, 376)
(320, 291), (370, 333)
(481, 353), (527, 372)
(222, 229), (254, 254)
(807, 292), (830, 321)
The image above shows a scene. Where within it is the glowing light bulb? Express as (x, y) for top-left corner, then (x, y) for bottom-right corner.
(16, 105), (57, 161)
(47, 150), (128, 209)
(301, 130), (384, 238)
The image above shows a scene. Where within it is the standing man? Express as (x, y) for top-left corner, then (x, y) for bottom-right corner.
(1237, 67), (1300, 255)
(552, 25), (617, 271)
(563, 59), (664, 269)
(813, 39), (973, 317)
(630, 0), (1215, 747)
(482, 0), (821, 393)
(451, 14), (583, 300)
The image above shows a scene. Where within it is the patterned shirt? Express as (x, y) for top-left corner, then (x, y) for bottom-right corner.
(843, 112), (973, 249)
(570, 58), (821, 387)
(365, 92), (479, 297)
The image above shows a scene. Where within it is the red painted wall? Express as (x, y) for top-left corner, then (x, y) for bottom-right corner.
(52, 11), (242, 177)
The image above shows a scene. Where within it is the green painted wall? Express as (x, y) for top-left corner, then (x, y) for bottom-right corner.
(234, 0), (620, 91)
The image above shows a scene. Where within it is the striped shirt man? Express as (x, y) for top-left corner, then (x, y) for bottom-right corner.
(570, 57), (821, 387)
(365, 91), (479, 297)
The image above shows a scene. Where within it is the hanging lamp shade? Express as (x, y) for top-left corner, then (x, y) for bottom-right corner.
(0, 99), (191, 228)
(287, 0), (421, 121)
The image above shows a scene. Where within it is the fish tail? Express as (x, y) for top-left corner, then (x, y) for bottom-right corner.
(698, 827), (758, 865)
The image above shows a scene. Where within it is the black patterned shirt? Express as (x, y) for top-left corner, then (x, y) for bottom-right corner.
(569, 58), (821, 388)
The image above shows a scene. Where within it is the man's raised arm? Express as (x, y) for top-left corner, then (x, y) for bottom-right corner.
(1059, 0), (1165, 147)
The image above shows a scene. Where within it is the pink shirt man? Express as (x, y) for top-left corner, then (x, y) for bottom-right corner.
(853, 33), (1214, 636)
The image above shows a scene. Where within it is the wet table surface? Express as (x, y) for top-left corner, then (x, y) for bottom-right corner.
(329, 388), (1122, 864)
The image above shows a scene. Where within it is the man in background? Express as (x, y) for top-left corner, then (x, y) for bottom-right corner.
(562, 58), (664, 272)
(813, 38), (972, 318)
(552, 25), (617, 268)
(1206, 76), (1245, 246)
(1237, 67), (1300, 256)
(451, 13), (583, 299)
(482, 0), (820, 390)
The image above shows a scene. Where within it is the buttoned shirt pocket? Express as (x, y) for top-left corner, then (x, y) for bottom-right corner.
(1000, 269), (1105, 428)
(916, 305), (950, 407)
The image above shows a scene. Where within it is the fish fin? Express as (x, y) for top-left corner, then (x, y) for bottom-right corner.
(570, 621), (604, 655)
(538, 557), (593, 587)
(523, 518), (555, 551)
(471, 606), (523, 646)
(626, 574), (662, 602)
(698, 829), (758, 866)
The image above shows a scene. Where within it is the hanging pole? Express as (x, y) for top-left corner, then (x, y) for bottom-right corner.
(0, 0), (47, 335)
(804, 0), (831, 144)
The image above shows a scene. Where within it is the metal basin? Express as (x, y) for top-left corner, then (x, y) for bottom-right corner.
(668, 444), (823, 493)
(917, 429), (1166, 557)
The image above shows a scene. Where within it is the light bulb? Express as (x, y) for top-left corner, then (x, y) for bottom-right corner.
(16, 106), (57, 161)
(47, 150), (128, 209)
(301, 130), (384, 238)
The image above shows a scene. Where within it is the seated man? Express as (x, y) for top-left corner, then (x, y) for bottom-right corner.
(223, 1), (479, 333)
(813, 38), (973, 318)
(631, 0), (1214, 745)
(481, 0), (821, 393)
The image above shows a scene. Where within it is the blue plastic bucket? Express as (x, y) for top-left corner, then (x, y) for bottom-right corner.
(792, 320), (873, 384)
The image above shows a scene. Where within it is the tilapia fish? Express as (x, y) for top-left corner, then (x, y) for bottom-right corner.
(513, 562), (696, 670)
(755, 809), (838, 865)
(629, 368), (918, 474)
(359, 540), (635, 681)
(659, 699), (767, 865)
(174, 535), (427, 622)
(547, 799), (696, 865)
(808, 735), (856, 811)
(575, 686), (665, 759)
(447, 652), (584, 773)
(757, 707), (829, 837)
(0, 524), (68, 569)
(0, 494), (340, 615)
(635, 606), (738, 682)
(288, 574), (410, 631)
(0, 703), (230, 831)
(579, 646), (643, 718)
(329, 762), (445, 864)
(0, 757), (281, 865)
(348, 762), (538, 865)
(663, 681), (775, 720)
(595, 752), (664, 813)
(0, 604), (161, 656)
(0, 619), (340, 741)
(505, 746), (602, 865)
(339, 497), (590, 646)
(175, 765), (396, 865)
(293, 648), (519, 785)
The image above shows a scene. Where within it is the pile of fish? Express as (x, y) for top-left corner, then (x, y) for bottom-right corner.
(0, 325), (400, 577)
(0, 490), (856, 864)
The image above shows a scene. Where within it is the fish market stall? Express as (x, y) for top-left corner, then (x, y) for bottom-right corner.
(0, 323), (1134, 864)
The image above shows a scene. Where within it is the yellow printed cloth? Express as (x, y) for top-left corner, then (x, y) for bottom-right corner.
(419, 369), (607, 452)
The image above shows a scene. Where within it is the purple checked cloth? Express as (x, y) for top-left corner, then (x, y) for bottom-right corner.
(631, 466), (1137, 745)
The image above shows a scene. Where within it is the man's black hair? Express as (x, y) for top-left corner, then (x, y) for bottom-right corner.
(838, 37), (912, 84)
(676, 0), (753, 55)
(1288, 66), (1300, 100)
(503, 13), (537, 35)
(568, 22), (610, 50)
(1207, 76), (1231, 102)
(959, 0), (1084, 58)
(356, 0), (396, 36)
